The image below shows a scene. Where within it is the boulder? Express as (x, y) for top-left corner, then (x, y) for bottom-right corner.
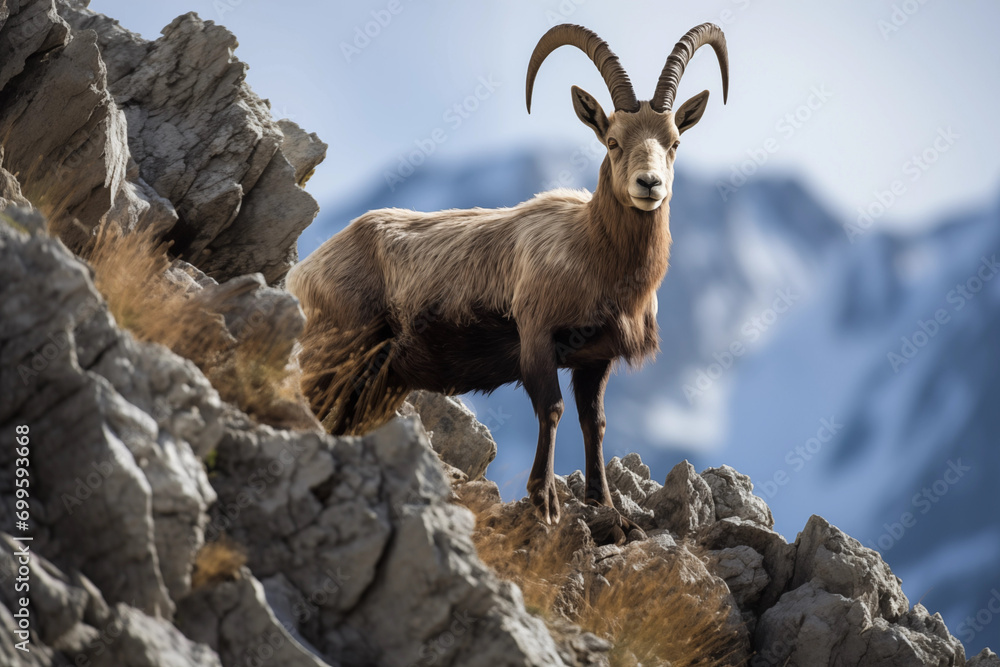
(176, 568), (329, 667)
(792, 514), (909, 622)
(755, 582), (965, 666)
(405, 390), (498, 480)
(701, 464), (773, 528)
(641, 460), (715, 536)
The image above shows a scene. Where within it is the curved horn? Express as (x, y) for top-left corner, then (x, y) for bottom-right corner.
(526, 24), (638, 114)
(652, 23), (729, 113)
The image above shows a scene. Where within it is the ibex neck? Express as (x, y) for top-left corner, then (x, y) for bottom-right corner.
(586, 159), (672, 288)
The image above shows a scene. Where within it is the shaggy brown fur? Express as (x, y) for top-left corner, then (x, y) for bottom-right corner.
(288, 24), (727, 526)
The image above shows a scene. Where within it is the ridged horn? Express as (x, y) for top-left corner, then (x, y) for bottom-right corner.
(526, 24), (638, 114)
(652, 23), (729, 113)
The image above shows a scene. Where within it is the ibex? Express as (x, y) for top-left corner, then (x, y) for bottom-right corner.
(288, 23), (729, 531)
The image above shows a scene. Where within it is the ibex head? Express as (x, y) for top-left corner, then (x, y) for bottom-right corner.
(526, 24), (729, 212)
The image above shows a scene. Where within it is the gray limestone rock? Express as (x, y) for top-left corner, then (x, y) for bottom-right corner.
(701, 464), (774, 528)
(641, 459), (715, 536)
(405, 391), (498, 480)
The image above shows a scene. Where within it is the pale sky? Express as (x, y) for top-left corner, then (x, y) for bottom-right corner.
(88, 0), (1000, 227)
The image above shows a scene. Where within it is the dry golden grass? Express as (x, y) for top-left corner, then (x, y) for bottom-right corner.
(469, 501), (748, 666)
(298, 320), (409, 435)
(192, 536), (247, 590)
(578, 544), (748, 666)
(82, 220), (317, 429)
(3, 128), (317, 429)
(472, 502), (586, 617)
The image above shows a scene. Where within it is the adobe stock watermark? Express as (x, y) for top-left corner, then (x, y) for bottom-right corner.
(717, 85), (833, 201)
(866, 458), (970, 555)
(887, 254), (998, 373)
(473, 404), (513, 434)
(340, 0), (414, 63)
(714, 0), (753, 28)
(407, 610), (477, 666)
(541, 137), (605, 191)
(756, 417), (844, 499)
(683, 287), (800, 403)
(543, 0), (588, 26)
(17, 297), (103, 386)
(383, 75), (502, 191)
(844, 126), (958, 242)
(956, 587), (1000, 645)
(212, 0), (253, 20)
(237, 568), (350, 667)
(59, 459), (115, 514)
(878, 0), (934, 40)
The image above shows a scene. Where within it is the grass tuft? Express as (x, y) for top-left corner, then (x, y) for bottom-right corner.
(82, 220), (317, 429)
(468, 499), (748, 666)
(192, 536), (247, 590)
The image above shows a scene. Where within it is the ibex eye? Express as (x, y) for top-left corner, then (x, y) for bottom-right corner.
(607, 138), (619, 149)
(672, 141), (680, 151)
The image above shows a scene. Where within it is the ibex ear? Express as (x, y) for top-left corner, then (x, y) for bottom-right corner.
(674, 90), (710, 134)
(571, 85), (609, 141)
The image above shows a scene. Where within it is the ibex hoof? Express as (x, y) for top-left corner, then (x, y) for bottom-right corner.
(527, 477), (562, 525)
(585, 499), (645, 546)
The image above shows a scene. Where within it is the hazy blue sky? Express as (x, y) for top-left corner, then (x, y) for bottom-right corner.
(88, 0), (1000, 227)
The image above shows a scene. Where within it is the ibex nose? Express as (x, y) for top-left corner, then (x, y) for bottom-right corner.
(635, 173), (662, 190)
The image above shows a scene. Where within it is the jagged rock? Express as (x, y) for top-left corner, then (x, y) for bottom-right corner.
(176, 568), (329, 667)
(172, 261), (306, 363)
(605, 456), (649, 504)
(208, 415), (568, 665)
(610, 487), (655, 529)
(793, 514), (909, 622)
(755, 581), (965, 666)
(1, 229), (192, 617)
(2, 2), (997, 663)
(547, 619), (612, 667)
(0, 1), (324, 283)
(276, 119), (328, 186)
(70, 7), (282, 260)
(0, 151), (31, 212)
(405, 390), (497, 480)
(701, 464), (773, 528)
(455, 479), (503, 516)
(258, 572), (329, 658)
(91, 603), (223, 667)
(0, 2), (174, 248)
(700, 516), (796, 613)
(970, 649), (1000, 666)
(641, 460), (715, 536)
(620, 452), (663, 498)
(0, 0), (70, 91)
(67, 2), (320, 282)
(0, 534), (222, 666)
(200, 147), (320, 283)
(566, 470), (587, 502)
(709, 545), (769, 611)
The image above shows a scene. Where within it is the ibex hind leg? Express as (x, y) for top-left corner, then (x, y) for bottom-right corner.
(298, 319), (409, 435)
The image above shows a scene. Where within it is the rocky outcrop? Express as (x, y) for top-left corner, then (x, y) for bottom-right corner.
(0, 534), (221, 667)
(0, 0), (325, 283)
(1, 2), (996, 666)
(176, 568), (328, 667)
(0, 224), (578, 665)
(403, 390), (498, 480)
(3, 220), (995, 665)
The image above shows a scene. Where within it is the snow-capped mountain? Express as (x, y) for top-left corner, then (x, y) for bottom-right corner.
(300, 148), (1000, 656)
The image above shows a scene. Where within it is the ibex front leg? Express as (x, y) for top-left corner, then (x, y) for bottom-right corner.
(522, 329), (564, 525)
(572, 360), (614, 507)
(574, 359), (639, 544)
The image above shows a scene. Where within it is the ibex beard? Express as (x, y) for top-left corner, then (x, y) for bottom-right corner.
(288, 23), (729, 541)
